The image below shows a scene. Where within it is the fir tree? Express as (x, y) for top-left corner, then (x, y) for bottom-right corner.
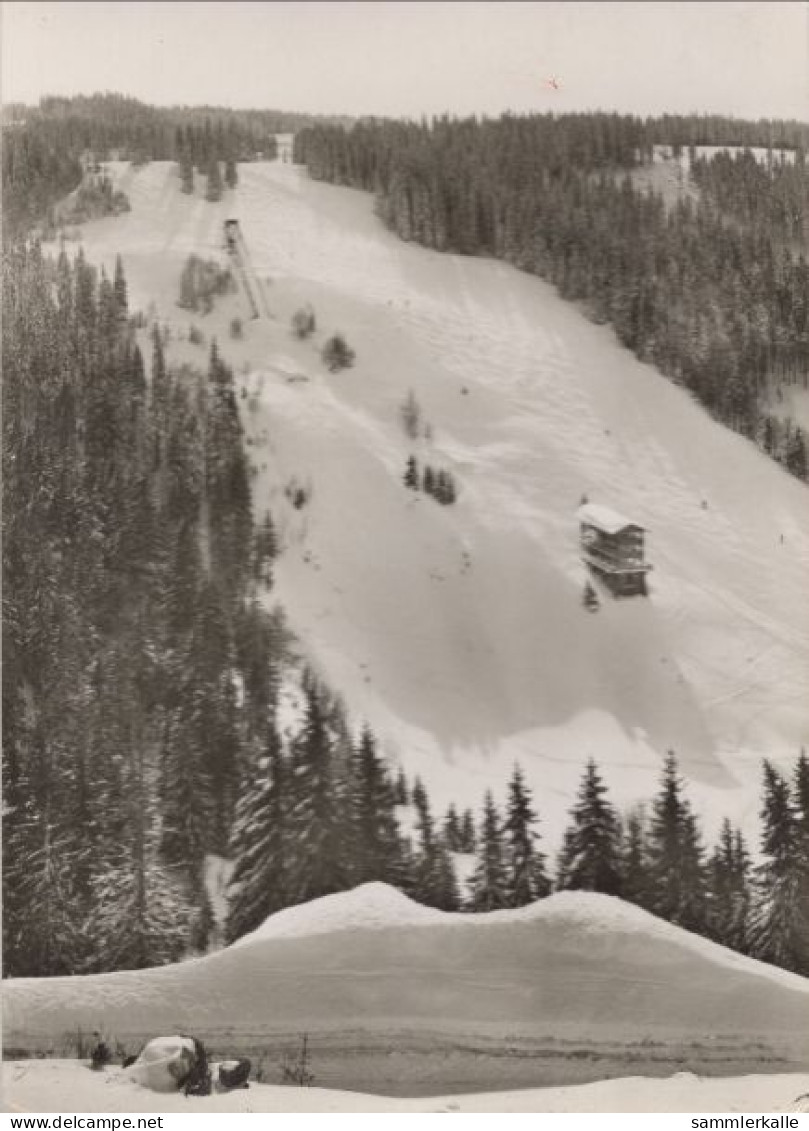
(468, 791), (510, 911)
(619, 808), (650, 908)
(225, 158), (238, 189)
(288, 682), (351, 903)
(557, 760), (622, 895)
(749, 760), (809, 974)
(322, 333), (355, 372)
(503, 765), (550, 905)
(351, 726), (405, 885)
(411, 777), (458, 909)
(225, 723), (288, 943)
(705, 818), (751, 952)
(113, 254), (128, 319)
(291, 306), (316, 339)
(253, 511), (278, 586)
(793, 749), (809, 961)
(443, 804), (462, 852)
(460, 808), (476, 853)
(394, 767), (409, 806)
(404, 455), (420, 490)
(205, 159), (223, 203)
(179, 156), (194, 195)
(645, 752), (707, 932)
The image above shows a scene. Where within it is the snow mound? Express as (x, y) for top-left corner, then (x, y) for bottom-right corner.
(231, 881), (445, 946)
(232, 883), (809, 996)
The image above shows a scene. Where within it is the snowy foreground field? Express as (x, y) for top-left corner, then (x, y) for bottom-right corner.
(6, 886), (809, 1104)
(58, 156), (809, 847)
(5, 1060), (809, 1114)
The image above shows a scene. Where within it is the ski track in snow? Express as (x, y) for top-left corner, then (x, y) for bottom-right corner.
(62, 159), (809, 846)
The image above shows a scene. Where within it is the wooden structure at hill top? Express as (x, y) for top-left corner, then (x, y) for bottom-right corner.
(224, 219), (269, 320)
(577, 503), (652, 597)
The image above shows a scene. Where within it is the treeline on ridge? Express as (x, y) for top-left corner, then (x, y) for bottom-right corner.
(294, 112), (809, 483)
(2, 92), (352, 237)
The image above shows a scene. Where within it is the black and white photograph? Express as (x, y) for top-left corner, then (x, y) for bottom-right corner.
(2, 0), (809, 1115)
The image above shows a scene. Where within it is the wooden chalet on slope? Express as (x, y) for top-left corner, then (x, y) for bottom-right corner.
(577, 503), (651, 597)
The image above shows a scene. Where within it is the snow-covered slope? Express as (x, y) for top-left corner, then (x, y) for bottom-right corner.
(61, 159), (809, 841)
(6, 886), (809, 1058)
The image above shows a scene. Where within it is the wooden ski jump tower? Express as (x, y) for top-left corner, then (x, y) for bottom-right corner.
(224, 220), (269, 320)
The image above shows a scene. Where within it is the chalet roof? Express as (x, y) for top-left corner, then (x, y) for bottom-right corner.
(577, 503), (644, 535)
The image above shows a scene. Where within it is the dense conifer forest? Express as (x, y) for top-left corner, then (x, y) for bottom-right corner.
(294, 112), (809, 482)
(2, 93), (351, 237)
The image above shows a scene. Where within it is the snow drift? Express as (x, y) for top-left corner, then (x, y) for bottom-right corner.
(6, 885), (809, 1056)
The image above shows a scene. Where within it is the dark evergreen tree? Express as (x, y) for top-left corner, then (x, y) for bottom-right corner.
(205, 158), (224, 202)
(619, 808), (650, 909)
(322, 333), (355, 372)
(394, 766), (409, 806)
(411, 777), (459, 909)
(460, 808), (476, 853)
(113, 254), (128, 318)
(557, 759), (622, 895)
(645, 752), (707, 932)
(443, 803), (462, 852)
(225, 722), (288, 943)
(705, 818), (751, 952)
(288, 681), (351, 904)
(503, 765), (550, 905)
(253, 510), (278, 586)
(749, 760), (809, 974)
(179, 156), (195, 195)
(404, 455), (420, 490)
(351, 726), (405, 885)
(468, 791), (510, 911)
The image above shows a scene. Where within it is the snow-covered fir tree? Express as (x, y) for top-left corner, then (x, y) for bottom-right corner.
(225, 722), (288, 943)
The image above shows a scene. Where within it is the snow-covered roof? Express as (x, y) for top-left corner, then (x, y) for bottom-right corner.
(577, 503), (643, 534)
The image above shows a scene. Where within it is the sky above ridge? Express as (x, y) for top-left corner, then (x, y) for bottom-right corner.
(2, 1), (807, 121)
